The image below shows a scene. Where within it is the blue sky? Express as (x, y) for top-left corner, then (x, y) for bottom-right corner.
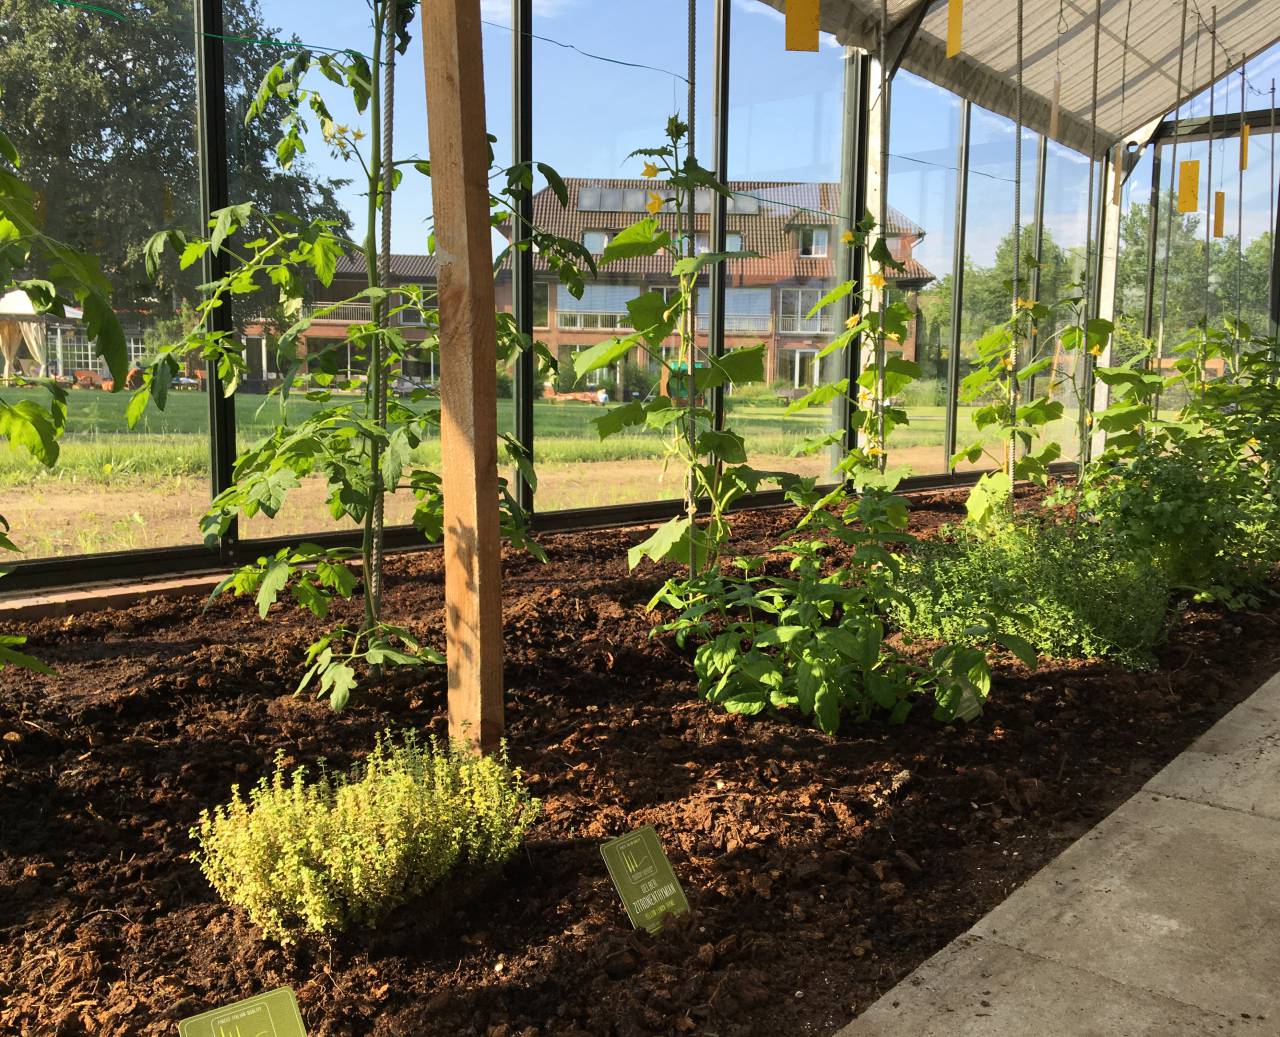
(260, 0), (1280, 271)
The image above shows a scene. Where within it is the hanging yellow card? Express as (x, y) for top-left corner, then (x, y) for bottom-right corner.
(785, 0), (820, 52)
(947, 0), (963, 58)
(1177, 159), (1200, 213)
(1213, 191), (1225, 237)
(1240, 123), (1250, 170)
(1112, 143), (1124, 206)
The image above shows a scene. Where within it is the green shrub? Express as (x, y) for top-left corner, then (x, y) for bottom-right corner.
(1083, 440), (1280, 605)
(191, 731), (538, 942)
(892, 519), (1169, 668)
(896, 376), (945, 408)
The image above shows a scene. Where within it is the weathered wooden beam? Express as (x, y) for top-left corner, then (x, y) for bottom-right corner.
(421, 0), (504, 751)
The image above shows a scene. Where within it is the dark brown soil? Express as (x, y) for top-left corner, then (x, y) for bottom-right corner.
(2, 485), (1278, 1037)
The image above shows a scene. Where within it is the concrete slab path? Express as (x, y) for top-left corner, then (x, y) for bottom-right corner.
(837, 671), (1280, 1036)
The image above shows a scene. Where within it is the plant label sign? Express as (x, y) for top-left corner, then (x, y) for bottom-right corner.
(601, 824), (690, 933)
(178, 987), (306, 1037)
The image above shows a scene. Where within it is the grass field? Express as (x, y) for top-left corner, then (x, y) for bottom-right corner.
(0, 387), (1088, 558)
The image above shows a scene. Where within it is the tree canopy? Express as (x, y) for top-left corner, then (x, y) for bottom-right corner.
(0, 0), (350, 314)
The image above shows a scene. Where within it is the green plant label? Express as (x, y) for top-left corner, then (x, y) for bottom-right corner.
(600, 825), (690, 933)
(178, 987), (306, 1037)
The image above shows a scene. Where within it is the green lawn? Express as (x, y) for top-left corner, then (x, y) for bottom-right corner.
(0, 388), (1086, 487)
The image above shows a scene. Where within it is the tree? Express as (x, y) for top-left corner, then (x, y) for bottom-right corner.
(0, 0), (350, 314)
(1115, 194), (1274, 343)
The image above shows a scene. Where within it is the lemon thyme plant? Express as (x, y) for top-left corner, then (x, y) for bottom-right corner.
(140, 0), (593, 707)
(192, 730), (539, 942)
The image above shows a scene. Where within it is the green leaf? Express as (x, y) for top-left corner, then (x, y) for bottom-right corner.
(0, 638), (54, 676)
(592, 400), (647, 438)
(0, 128), (19, 168)
(626, 291), (676, 346)
(698, 344), (765, 390)
(572, 335), (639, 383)
(537, 162), (569, 206)
(255, 555), (291, 617)
(671, 249), (755, 276)
(786, 379), (848, 415)
(696, 429), (747, 463)
(320, 661), (357, 711)
(600, 218), (671, 264)
(805, 279), (853, 318)
(628, 516), (696, 570)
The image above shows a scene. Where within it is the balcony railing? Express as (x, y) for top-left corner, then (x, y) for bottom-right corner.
(778, 313), (837, 335)
(303, 301), (373, 322)
(557, 311), (634, 331)
(695, 314), (773, 334)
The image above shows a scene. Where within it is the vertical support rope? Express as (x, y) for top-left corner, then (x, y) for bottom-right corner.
(1156, 0), (1189, 411)
(1205, 6), (1216, 323)
(1079, 0), (1101, 473)
(1237, 59), (1245, 327)
(1009, 0), (1023, 481)
(877, 0), (889, 471)
(372, 0), (396, 620)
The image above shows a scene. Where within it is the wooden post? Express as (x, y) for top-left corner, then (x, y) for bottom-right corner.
(421, 0), (504, 750)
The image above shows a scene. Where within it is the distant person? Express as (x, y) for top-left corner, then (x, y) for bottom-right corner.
(596, 387), (610, 405)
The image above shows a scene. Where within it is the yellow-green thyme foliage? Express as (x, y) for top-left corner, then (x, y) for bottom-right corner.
(190, 731), (538, 941)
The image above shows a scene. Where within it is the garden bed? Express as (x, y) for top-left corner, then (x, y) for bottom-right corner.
(2, 485), (1278, 1037)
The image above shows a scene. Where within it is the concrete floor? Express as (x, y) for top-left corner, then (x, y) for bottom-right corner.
(837, 672), (1280, 1036)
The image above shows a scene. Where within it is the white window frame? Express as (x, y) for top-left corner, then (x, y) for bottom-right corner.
(583, 230), (610, 255)
(798, 227), (829, 258)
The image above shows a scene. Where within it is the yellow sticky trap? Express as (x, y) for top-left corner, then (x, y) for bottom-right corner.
(947, 0), (963, 58)
(785, 0), (820, 52)
(1240, 123), (1250, 170)
(1049, 73), (1061, 139)
(1177, 159), (1200, 213)
(1112, 144), (1124, 206)
(1213, 191), (1225, 237)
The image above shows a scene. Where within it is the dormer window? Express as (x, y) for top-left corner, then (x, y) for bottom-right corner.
(583, 230), (610, 254)
(797, 227), (829, 258)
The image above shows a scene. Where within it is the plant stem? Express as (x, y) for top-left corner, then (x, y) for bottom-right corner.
(361, 1), (386, 637)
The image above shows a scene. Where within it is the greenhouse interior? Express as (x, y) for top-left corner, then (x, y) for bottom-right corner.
(2, 0), (1280, 1033)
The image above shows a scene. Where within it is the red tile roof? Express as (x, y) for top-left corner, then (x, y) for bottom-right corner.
(530, 179), (934, 287)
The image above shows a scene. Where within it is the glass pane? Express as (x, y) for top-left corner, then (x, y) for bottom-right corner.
(530, 0), (713, 512)
(955, 107), (1038, 473)
(1038, 139), (1095, 462)
(225, 3), (508, 541)
(726, 9), (848, 485)
(886, 71), (960, 477)
(0, 0), (207, 559)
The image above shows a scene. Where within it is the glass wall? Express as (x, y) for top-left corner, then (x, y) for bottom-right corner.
(954, 107), (1038, 472)
(529, 0), (714, 512)
(886, 70), (961, 476)
(0, 0), (207, 559)
(1037, 140), (1096, 461)
(225, 2), (510, 540)
(725, 6), (848, 485)
(6, 0), (1277, 581)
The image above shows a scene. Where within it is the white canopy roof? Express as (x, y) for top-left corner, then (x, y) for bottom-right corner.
(760, 0), (1280, 156)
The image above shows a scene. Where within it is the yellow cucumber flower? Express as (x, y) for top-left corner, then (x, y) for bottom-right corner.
(641, 161), (659, 179)
(868, 271), (886, 290)
(841, 229), (855, 244)
(645, 192), (664, 214)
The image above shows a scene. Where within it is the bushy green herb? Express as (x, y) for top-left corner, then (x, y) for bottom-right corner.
(191, 732), (538, 942)
(893, 519), (1169, 667)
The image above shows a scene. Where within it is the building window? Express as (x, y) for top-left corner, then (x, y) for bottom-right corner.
(797, 227), (829, 257)
(693, 232), (744, 254)
(778, 287), (837, 334)
(583, 230), (610, 254)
